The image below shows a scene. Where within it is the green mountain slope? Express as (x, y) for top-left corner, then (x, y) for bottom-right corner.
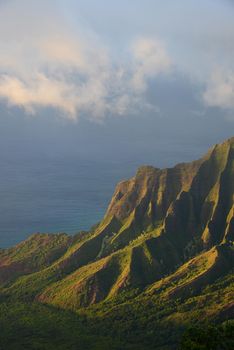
(0, 233), (72, 286)
(0, 137), (233, 349)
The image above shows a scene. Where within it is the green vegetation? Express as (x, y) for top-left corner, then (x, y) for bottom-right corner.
(0, 137), (233, 349)
(0, 270), (233, 349)
(180, 322), (234, 350)
(0, 302), (123, 350)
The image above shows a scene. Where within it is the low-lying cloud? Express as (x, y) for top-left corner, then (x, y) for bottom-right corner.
(0, 0), (171, 120)
(1, 0), (234, 122)
(203, 68), (234, 110)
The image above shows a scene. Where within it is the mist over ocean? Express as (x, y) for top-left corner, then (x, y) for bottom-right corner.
(0, 156), (137, 248)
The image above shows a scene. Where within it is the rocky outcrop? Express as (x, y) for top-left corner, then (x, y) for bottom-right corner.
(0, 137), (233, 310)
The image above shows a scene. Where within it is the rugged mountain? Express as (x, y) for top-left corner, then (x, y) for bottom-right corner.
(0, 233), (72, 285)
(0, 137), (233, 349)
(0, 137), (233, 303)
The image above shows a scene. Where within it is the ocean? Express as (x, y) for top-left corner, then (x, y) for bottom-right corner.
(0, 156), (137, 248)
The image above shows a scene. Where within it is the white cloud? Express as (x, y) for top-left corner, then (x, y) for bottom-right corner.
(0, 74), (79, 118)
(0, 0), (172, 121)
(130, 38), (171, 92)
(203, 69), (234, 110)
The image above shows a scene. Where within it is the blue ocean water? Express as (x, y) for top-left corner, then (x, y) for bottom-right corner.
(0, 157), (137, 248)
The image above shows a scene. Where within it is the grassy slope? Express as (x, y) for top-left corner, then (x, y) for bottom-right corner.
(1, 243), (233, 349)
(1, 138), (233, 306)
(0, 233), (73, 286)
(0, 268), (233, 350)
(0, 302), (124, 350)
(0, 137), (233, 349)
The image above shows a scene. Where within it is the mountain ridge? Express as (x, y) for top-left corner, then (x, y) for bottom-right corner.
(0, 137), (233, 304)
(0, 137), (233, 349)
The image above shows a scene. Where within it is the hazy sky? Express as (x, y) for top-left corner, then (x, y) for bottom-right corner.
(0, 0), (233, 167)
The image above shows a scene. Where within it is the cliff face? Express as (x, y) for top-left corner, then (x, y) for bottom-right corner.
(103, 137), (233, 252)
(0, 137), (233, 312)
(96, 138), (234, 255)
(164, 138), (234, 250)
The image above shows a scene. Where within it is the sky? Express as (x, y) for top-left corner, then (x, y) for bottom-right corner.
(0, 0), (233, 167)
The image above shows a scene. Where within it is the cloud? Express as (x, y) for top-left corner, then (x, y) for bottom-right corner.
(130, 38), (171, 92)
(203, 69), (234, 110)
(0, 0), (172, 121)
(0, 74), (79, 117)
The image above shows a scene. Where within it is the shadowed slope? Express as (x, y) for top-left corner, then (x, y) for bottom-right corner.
(0, 233), (72, 286)
(0, 137), (233, 312)
(163, 137), (234, 253)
